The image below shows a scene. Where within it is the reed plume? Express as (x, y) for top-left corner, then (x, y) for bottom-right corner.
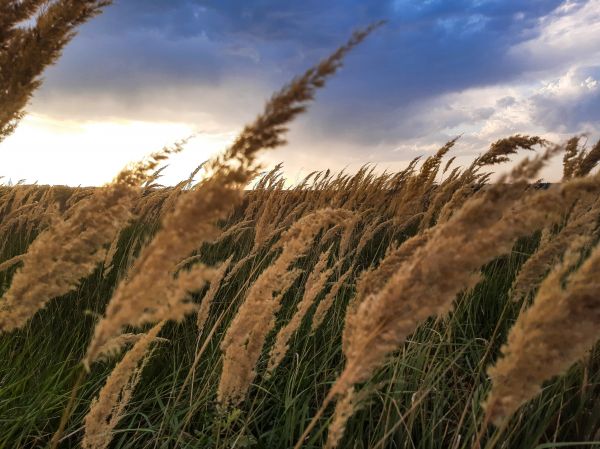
(476, 135), (546, 167)
(253, 183), (283, 251)
(339, 149), (583, 393)
(196, 255), (233, 333)
(325, 387), (357, 449)
(303, 148), (590, 448)
(205, 21), (384, 185)
(353, 230), (431, 303)
(436, 135), (547, 223)
(84, 243), (216, 367)
(95, 333), (145, 362)
(576, 139), (600, 177)
(267, 246), (333, 374)
(311, 264), (353, 333)
(0, 0), (111, 140)
(484, 237), (600, 424)
(339, 214), (360, 256)
(562, 136), (582, 180)
(218, 209), (351, 407)
(0, 148), (178, 333)
(392, 138), (458, 220)
(84, 23), (379, 366)
(82, 321), (165, 449)
(511, 197), (600, 302)
(0, 254), (24, 273)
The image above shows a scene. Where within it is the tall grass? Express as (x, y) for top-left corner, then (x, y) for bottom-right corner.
(1, 140), (598, 449)
(1, 4), (600, 448)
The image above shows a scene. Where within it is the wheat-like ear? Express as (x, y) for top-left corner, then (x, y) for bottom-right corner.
(82, 322), (165, 449)
(84, 23), (380, 366)
(297, 149), (599, 449)
(0, 0), (112, 140)
(218, 209), (351, 407)
(267, 246), (334, 374)
(484, 236), (600, 425)
(0, 147), (178, 334)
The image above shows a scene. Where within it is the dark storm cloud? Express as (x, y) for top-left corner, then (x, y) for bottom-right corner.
(32, 0), (594, 151)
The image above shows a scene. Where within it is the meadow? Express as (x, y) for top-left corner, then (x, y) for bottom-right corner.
(1, 3), (600, 449)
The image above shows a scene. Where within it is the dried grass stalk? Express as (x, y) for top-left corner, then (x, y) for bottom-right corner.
(340, 179), (580, 391)
(86, 255), (215, 368)
(0, 254), (24, 272)
(82, 321), (165, 449)
(476, 135), (546, 167)
(562, 136), (582, 180)
(253, 189), (281, 251)
(325, 387), (357, 449)
(212, 219), (255, 246)
(576, 139), (600, 177)
(84, 23), (378, 365)
(511, 197), (599, 302)
(267, 247), (333, 374)
(484, 237), (600, 424)
(355, 218), (386, 255)
(319, 151), (596, 447)
(0, 184), (135, 332)
(354, 231), (431, 302)
(311, 265), (353, 333)
(0, 149), (178, 334)
(84, 181), (235, 365)
(196, 255), (233, 333)
(339, 214), (361, 256)
(102, 234), (121, 278)
(437, 135), (547, 223)
(95, 333), (144, 362)
(218, 209), (351, 407)
(1, 0), (112, 140)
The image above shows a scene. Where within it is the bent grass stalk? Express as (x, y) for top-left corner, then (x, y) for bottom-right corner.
(84, 21), (382, 367)
(0, 146), (179, 333)
(295, 148), (591, 448)
(82, 321), (166, 449)
(218, 209), (351, 407)
(6, 6), (600, 447)
(267, 246), (333, 374)
(484, 238), (600, 425)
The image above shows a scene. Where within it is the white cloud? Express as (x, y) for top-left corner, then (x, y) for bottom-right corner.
(509, 0), (600, 72)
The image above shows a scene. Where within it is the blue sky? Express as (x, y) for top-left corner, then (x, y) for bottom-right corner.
(3, 0), (600, 185)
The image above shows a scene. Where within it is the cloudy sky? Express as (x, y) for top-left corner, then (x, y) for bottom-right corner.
(3, 0), (600, 185)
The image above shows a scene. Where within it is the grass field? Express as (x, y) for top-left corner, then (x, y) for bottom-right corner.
(1, 6), (600, 448)
(0, 156), (599, 449)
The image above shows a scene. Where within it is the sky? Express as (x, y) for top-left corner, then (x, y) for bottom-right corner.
(2, 0), (600, 186)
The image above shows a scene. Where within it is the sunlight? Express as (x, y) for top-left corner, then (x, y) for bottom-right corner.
(0, 114), (234, 186)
